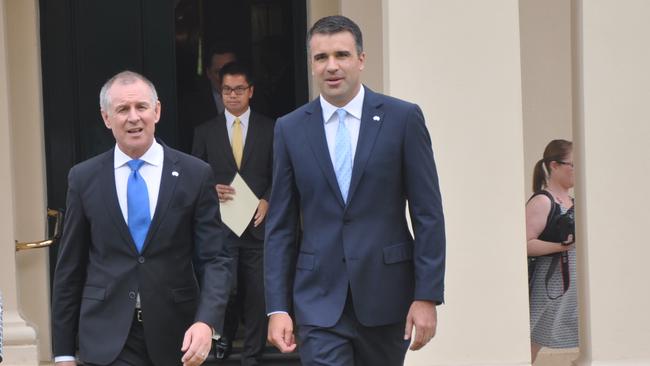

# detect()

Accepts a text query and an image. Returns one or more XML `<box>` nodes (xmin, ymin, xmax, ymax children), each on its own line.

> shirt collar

<box><xmin>114</xmin><ymin>140</ymin><xmax>164</xmax><ymax>169</ymax></box>
<box><xmin>225</xmin><ymin>107</ymin><xmax>251</xmax><ymax>128</ymax></box>
<box><xmin>320</xmin><ymin>85</ymin><xmax>365</xmax><ymax>124</ymax></box>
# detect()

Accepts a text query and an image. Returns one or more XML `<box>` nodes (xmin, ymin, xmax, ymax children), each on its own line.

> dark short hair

<box><xmin>307</xmin><ymin>15</ymin><xmax>363</xmax><ymax>55</ymax></box>
<box><xmin>204</xmin><ymin>44</ymin><xmax>237</xmax><ymax>70</ymax></box>
<box><xmin>218</xmin><ymin>62</ymin><xmax>254</xmax><ymax>86</ymax></box>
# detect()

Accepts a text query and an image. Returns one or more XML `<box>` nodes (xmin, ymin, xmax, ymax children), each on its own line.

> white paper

<box><xmin>219</xmin><ymin>173</ymin><xmax>259</xmax><ymax>237</ymax></box>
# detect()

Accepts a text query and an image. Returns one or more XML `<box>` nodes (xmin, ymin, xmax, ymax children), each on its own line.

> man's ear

<box><xmin>101</xmin><ymin>110</ymin><xmax>111</xmax><ymax>129</ymax></box>
<box><xmin>154</xmin><ymin>101</ymin><xmax>162</xmax><ymax>123</ymax></box>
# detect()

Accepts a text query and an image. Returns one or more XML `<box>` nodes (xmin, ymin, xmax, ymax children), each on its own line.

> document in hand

<box><xmin>219</xmin><ymin>173</ymin><xmax>259</xmax><ymax>237</ymax></box>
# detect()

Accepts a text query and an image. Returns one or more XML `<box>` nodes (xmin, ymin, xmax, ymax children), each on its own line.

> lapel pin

<box><xmin>373</xmin><ymin>115</ymin><xmax>381</xmax><ymax>122</ymax></box>
<box><xmin>172</xmin><ymin>171</ymin><xmax>179</xmax><ymax>177</ymax></box>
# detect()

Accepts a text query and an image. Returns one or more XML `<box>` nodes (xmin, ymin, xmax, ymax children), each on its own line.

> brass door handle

<box><xmin>15</xmin><ymin>208</ymin><xmax>63</xmax><ymax>251</ymax></box>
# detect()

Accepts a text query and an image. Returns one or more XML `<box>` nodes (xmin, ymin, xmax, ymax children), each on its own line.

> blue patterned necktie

<box><xmin>127</xmin><ymin>159</ymin><xmax>151</xmax><ymax>253</ymax></box>
<box><xmin>334</xmin><ymin>108</ymin><xmax>353</xmax><ymax>202</ymax></box>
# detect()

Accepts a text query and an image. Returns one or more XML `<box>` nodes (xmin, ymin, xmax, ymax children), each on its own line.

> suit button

<box><xmin>128</xmin><ymin>291</ymin><xmax>136</xmax><ymax>299</ymax></box>
<box><xmin>138</xmin><ymin>256</ymin><xmax>145</xmax><ymax>264</ymax></box>
<box><xmin>342</xmin><ymin>258</ymin><xmax>346</xmax><ymax>263</ymax></box>
<box><xmin>343</xmin><ymin>218</ymin><xmax>351</xmax><ymax>225</ymax></box>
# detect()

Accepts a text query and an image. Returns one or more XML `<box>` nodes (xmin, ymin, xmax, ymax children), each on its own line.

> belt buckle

<box><xmin>136</xmin><ymin>308</ymin><xmax>143</xmax><ymax>323</ymax></box>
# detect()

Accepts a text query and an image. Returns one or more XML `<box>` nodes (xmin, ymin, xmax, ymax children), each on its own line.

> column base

<box><xmin>2</xmin><ymin>310</ymin><xmax>38</xmax><ymax>366</ymax></box>
<box><xmin>573</xmin><ymin>359</ymin><xmax>650</xmax><ymax>366</ymax></box>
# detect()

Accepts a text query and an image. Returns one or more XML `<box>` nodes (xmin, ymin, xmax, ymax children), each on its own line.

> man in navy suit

<box><xmin>264</xmin><ymin>15</ymin><xmax>446</xmax><ymax>365</ymax></box>
<box><xmin>52</xmin><ymin>71</ymin><xmax>231</xmax><ymax>366</ymax></box>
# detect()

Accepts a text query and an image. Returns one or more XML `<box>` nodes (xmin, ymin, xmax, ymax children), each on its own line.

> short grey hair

<box><xmin>99</xmin><ymin>71</ymin><xmax>158</xmax><ymax>112</ymax></box>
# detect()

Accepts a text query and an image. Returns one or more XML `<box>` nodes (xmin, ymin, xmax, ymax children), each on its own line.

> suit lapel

<box><xmin>214</xmin><ymin>114</ymin><xmax>238</xmax><ymax>170</ymax></box>
<box><xmin>347</xmin><ymin>88</ymin><xmax>384</xmax><ymax>206</ymax></box>
<box><xmin>100</xmin><ymin>149</ymin><xmax>139</xmax><ymax>255</ymax></box>
<box><xmin>304</xmin><ymin>100</ymin><xmax>346</xmax><ymax>207</ymax></box>
<box><xmin>141</xmin><ymin>145</ymin><xmax>180</xmax><ymax>253</ymax></box>
<box><xmin>240</xmin><ymin>112</ymin><xmax>258</xmax><ymax>169</ymax></box>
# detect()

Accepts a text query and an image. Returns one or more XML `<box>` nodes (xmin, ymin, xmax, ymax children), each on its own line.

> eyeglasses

<box><xmin>221</xmin><ymin>86</ymin><xmax>250</xmax><ymax>96</ymax></box>
<box><xmin>556</xmin><ymin>161</ymin><xmax>574</xmax><ymax>168</ymax></box>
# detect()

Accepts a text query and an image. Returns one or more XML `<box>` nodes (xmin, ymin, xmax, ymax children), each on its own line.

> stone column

<box><xmin>384</xmin><ymin>1</ymin><xmax>531</xmax><ymax>365</ymax></box>
<box><xmin>573</xmin><ymin>0</ymin><xmax>650</xmax><ymax>365</ymax></box>
<box><xmin>0</xmin><ymin>1</ymin><xmax>39</xmax><ymax>364</ymax></box>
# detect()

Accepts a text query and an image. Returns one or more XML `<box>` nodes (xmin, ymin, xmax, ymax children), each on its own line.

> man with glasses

<box><xmin>192</xmin><ymin>62</ymin><xmax>275</xmax><ymax>366</ymax></box>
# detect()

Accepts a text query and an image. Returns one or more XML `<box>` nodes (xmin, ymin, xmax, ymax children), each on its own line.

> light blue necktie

<box><xmin>127</xmin><ymin>159</ymin><xmax>150</xmax><ymax>253</ymax></box>
<box><xmin>334</xmin><ymin>108</ymin><xmax>353</xmax><ymax>202</ymax></box>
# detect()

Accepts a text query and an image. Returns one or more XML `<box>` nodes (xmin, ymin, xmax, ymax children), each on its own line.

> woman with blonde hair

<box><xmin>526</xmin><ymin>139</ymin><xmax>578</xmax><ymax>362</ymax></box>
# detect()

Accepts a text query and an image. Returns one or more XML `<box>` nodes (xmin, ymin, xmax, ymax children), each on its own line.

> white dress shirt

<box><xmin>225</xmin><ymin>107</ymin><xmax>251</xmax><ymax>147</ymax></box>
<box><xmin>54</xmin><ymin>142</ymin><xmax>163</xmax><ymax>363</ymax></box>
<box><xmin>321</xmin><ymin>85</ymin><xmax>364</xmax><ymax>167</ymax></box>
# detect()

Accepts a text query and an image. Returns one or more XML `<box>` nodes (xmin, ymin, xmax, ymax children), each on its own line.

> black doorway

<box><xmin>175</xmin><ymin>0</ymin><xmax>308</xmax><ymax>153</ymax></box>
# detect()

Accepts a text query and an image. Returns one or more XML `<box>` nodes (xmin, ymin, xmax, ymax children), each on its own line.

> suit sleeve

<box><xmin>51</xmin><ymin>166</ymin><xmax>91</xmax><ymax>356</ymax></box>
<box><xmin>264</xmin><ymin>118</ymin><xmax>299</xmax><ymax>313</ymax></box>
<box><xmin>192</xmin><ymin>164</ymin><xmax>232</xmax><ymax>333</ymax></box>
<box><xmin>403</xmin><ymin>104</ymin><xmax>446</xmax><ymax>304</ymax></box>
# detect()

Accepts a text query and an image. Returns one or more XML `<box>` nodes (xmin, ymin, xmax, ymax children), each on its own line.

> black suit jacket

<box><xmin>52</xmin><ymin>143</ymin><xmax>231</xmax><ymax>366</ymax></box>
<box><xmin>192</xmin><ymin>111</ymin><xmax>275</xmax><ymax>241</ymax></box>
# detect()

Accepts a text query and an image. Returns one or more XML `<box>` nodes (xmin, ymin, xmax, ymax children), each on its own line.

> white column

<box><xmin>384</xmin><ymin>1</ymin><xmax>531</xmax><ymax>365</ymax></box>
<box><xmin>0</xmin><ymin>1</ymin><xmax>39</xmax><ymax>364</ymax></box>
<box><xmin>573</xmin><ymin>0</ymin><xmax>650</xmax><ymax>365</ymax></box>
<box><xmin>340</xmin><ymin>0</ymin><xmax>384</xmax><ymax>93</ymax></box>
<box><xmin>519</xmin><ymin>0</ymin><xmax>574</xmax><ymax>198</ymax></box>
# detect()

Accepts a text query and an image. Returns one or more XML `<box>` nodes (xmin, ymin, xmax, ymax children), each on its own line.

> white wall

<box><xmin>383</xmin><ymin>1</ymin><xmax>531</xmax><ymax>365</ymax></box>
<box><xmin>574</xmin><ymin>0</ymin><xmax>650</xmax><ymax>364</ymax></box>
<box><xmin>519</xmin><ymin>0</ymin><xmax>573</xmax><ymax>198</ymax></box>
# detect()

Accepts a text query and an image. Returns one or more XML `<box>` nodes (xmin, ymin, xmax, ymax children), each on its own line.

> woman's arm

<box><xmin>526</xmin><ymin>194</ymin><xmax>574</xmax><ymax>256</ymax></box>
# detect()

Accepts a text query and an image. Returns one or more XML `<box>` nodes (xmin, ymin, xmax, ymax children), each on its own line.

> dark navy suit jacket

<box><xmin>264</xmin><ymin>87</ymin><xmax>446</xmax><ymax>328</ymax></box>
<box><xmin>52</xmin><ymin>144</ymin><xmax>232</xmax><ymax>366</ymax></box>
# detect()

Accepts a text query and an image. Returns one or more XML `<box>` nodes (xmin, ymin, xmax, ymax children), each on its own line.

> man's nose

<box><xmin>127</xmin><ymin>107</ymin><xmax>139</xmax><ymax>122</ymax></box>
<box><xmin>325</xmin><ymin>56</ymin><xmax>338</xmax><ymax>72</ymax></box>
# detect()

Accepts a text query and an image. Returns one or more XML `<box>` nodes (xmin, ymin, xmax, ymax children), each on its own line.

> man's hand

<box><xmin>254</xmin><ymin>199</ymin><xmax>269</xmax><ymax>227</ymax></box>
<box><xmin>181</xmin><ymin>322</ymin><xmax>213</xmax><ymax>366</ymax></box>
<box><xmin>267</xmin><ymin>313</ymin><xmax>297</xmax><ymax>353</ymax></box>
<box><xmin>404</xmin><ymin>300</ymin><xmax>437</xmax><ymax>351</ymax></box>
<box><xmin>55</xmin><ymin>362</ymin><xmax>76</xmax><ymax>366</ymax></box>
<box><xmin>216</xmin><ymin>184</ymin><xmax>235</xmax><ymax>202</ymax></box>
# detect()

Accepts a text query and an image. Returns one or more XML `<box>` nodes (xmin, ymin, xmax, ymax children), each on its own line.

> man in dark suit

<box><xmin>52</xmin><ymin>71</ymin><xmax>231</xmax><ymax>366</ymax></box>
<box><xmin>192</xmin><ymin>62</ymin><xmax>274</xmax><ymax>366</ymax></box>
<box><xmin>265</xmin><ymin>16</ymin><xmax>446</xmax><ymax>365</ymax></box>
<box><xmin>179</xmin><ymin>47</ymin><xmax>237</xmax><ymax>152</ymax></box>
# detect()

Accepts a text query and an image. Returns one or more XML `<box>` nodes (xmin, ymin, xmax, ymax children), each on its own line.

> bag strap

<box><xmin>527</xmin><ymin>190</ymin><xmax>558</xmax><ymax>228</ymax></box>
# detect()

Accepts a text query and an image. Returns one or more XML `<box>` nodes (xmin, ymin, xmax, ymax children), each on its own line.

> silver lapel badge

<box><xmin>373</xmin><ymin>115</ymin><xmax>381</xmax><ymax>122</ymax></box>
<box><xmin>172</xmin><ymin>171</ymin><xmax>179</xmax><ymax>177</ymax></box>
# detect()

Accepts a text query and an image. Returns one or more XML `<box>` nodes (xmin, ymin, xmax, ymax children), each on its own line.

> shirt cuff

<box><xmin>54</xmin><ymin>355</ymin><xmax>76</xmax><ymax>362</ymax></box>
<box><xmin>267</xmin><ymin>310</ymin><xmax>289</xmax><ymax>317</ymax></box>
